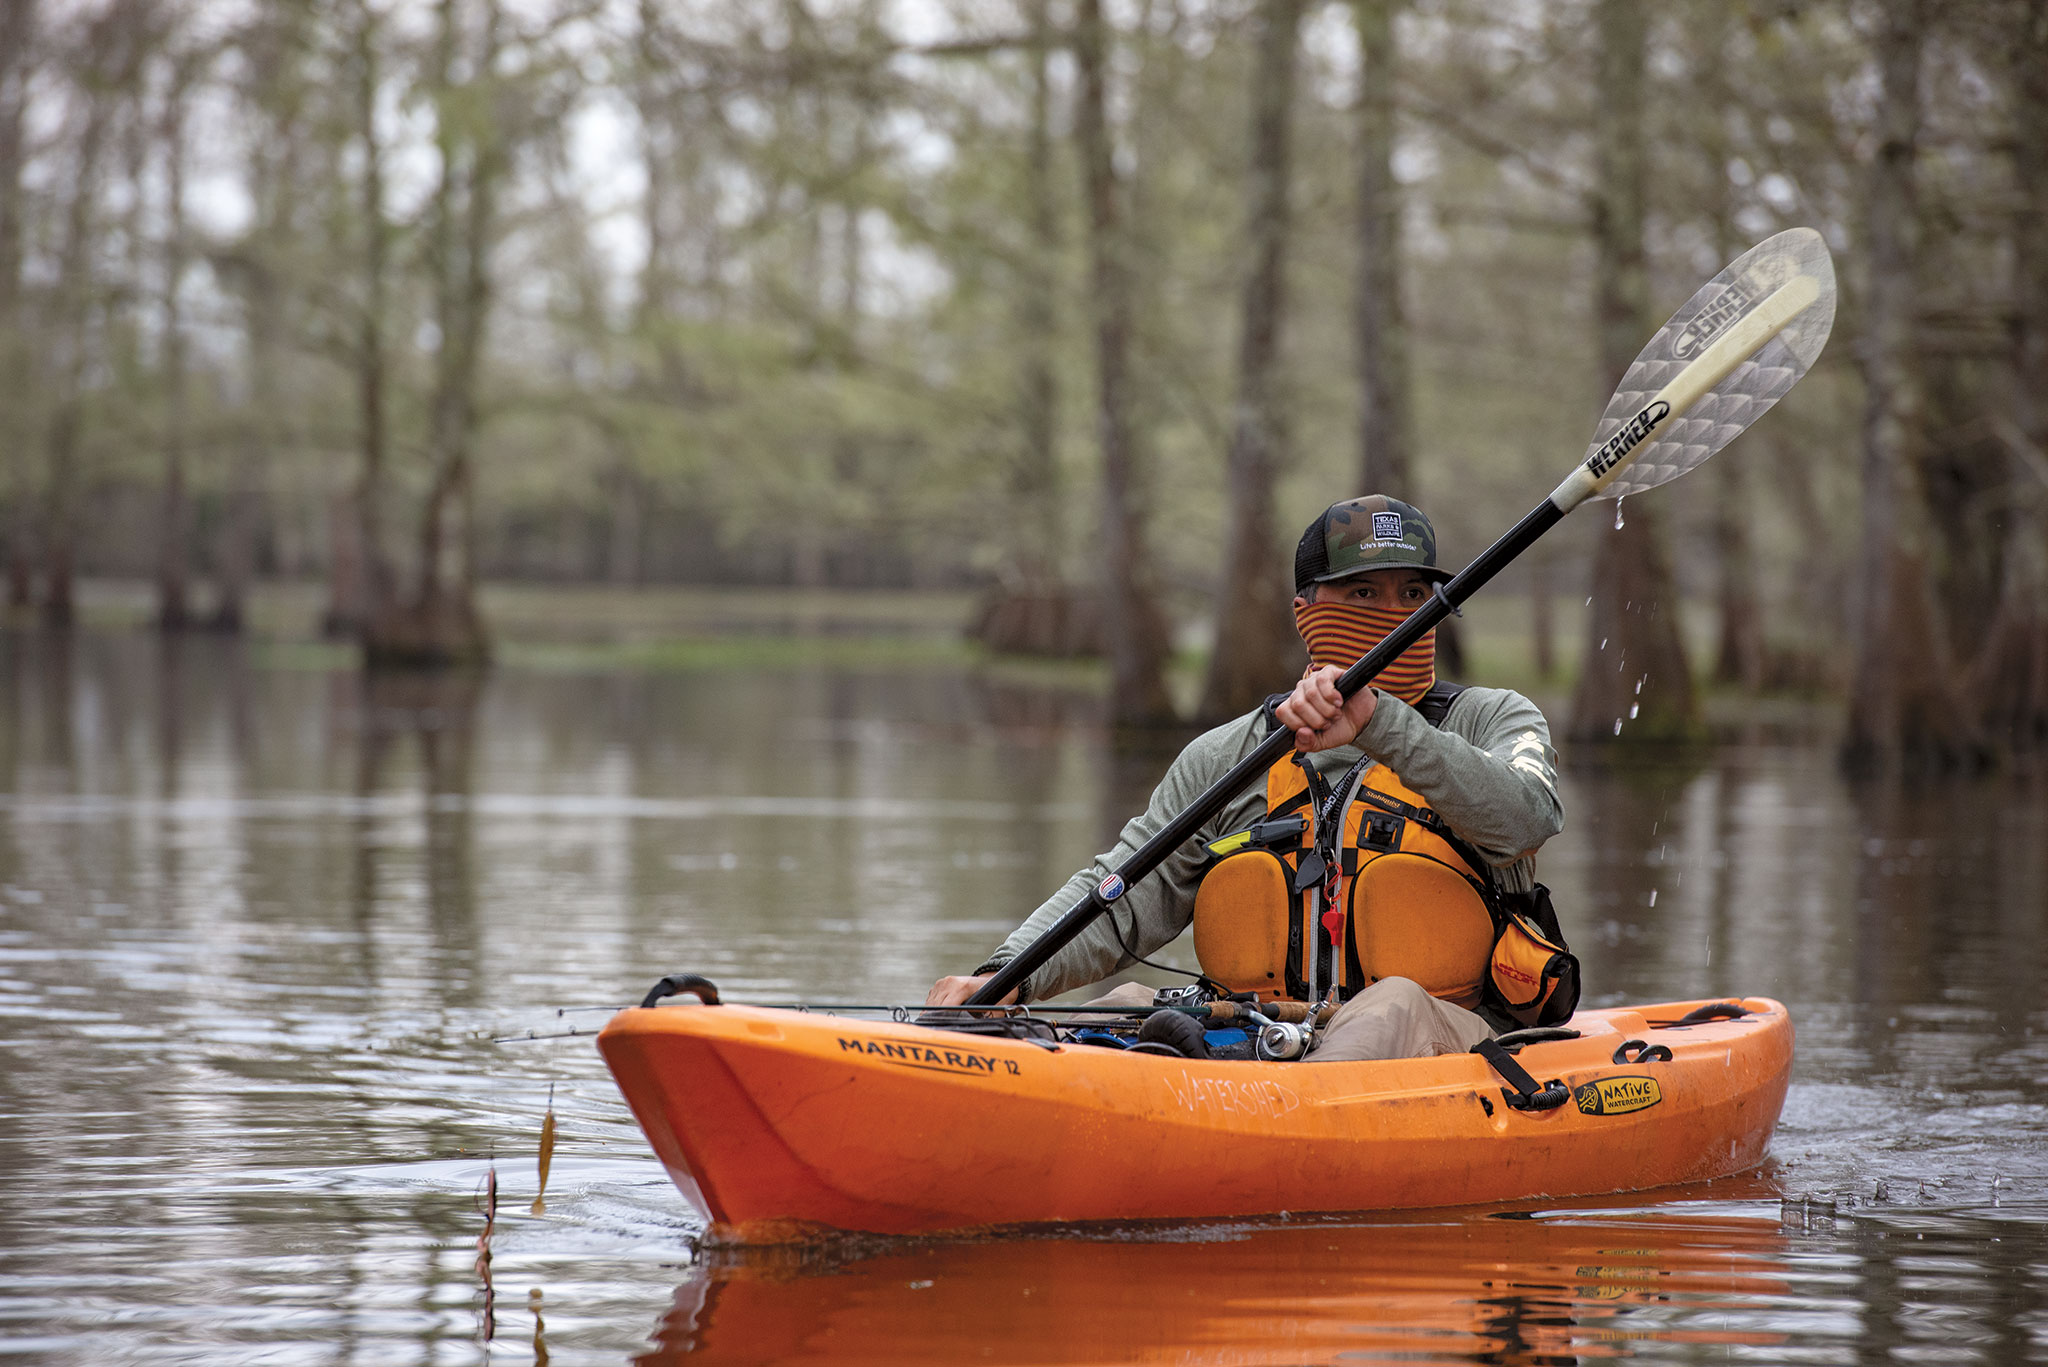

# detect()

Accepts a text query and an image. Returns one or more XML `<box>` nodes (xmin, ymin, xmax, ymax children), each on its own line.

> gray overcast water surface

<box><xmin>2</xmin><ymin>631</ymin><xmax>2045</xmax><ymax>1364</ymax></box>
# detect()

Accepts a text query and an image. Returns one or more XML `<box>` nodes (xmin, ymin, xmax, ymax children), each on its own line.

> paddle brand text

<box><xmin>1585</xmin><ymin>401</ymin><xmax>1671</xmax><ymax>480</ymax></box>
<box><xmin>1571</xmin><ymin>1075</ymin><xmax>1662</xmax><ymax>1116</ymax></box>
<box><xmin>1672</xmin><ymin>279</ymin><xmax>1757</xmax><ymax>360</ymax></box>
<box><xmin>839</xmin><ymin>1036</ymin><xmax>1021</xmax><ymax>1078</ymax></box>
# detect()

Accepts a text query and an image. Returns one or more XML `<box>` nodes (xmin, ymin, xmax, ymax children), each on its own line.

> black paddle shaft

<box><xmin>967</xmin><ymin>497</ymin><xmax>1567</xmax><ymax>1007</ymax></box>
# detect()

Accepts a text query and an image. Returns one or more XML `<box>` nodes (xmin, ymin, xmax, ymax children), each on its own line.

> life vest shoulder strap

<box><xmin>1416</xmin><ymin>680</ymin><xmax>1467</xmax><ymax>728</ymax></box>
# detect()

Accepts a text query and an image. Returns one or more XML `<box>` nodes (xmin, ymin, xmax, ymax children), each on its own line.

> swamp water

<box><xmin>1</xmin><ymin>630</ymin><xmax>2045</xmax><ymax>1365</ymax></box>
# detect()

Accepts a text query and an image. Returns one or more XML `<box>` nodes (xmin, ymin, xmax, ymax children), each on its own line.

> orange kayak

<box><xmin>598</xmin><ymin>995</ymin><xmax>1793</xmax><ymax>1244</ymax></box>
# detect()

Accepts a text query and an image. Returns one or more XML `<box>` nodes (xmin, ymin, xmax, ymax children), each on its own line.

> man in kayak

<box><xmin>927</xmin><ymin>495</ymin><xmax>1565</xmax><ymax>1062</ymax></box>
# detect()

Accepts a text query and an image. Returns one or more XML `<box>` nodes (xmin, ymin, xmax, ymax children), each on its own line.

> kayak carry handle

<box><xmin>641</xmin><ymin>974</ymin><xmax>722</xmax><ymax>1009</ymax></box>
<box><xmin>1672</xmin><ymin>1001</ymin><xmax>1750</xmax><ymax>1026</ymax></box>
<box><xmin>1490</xmin><ymin>1026</ymin><xmax>1581</xmax><ymax>1053</ymax></box>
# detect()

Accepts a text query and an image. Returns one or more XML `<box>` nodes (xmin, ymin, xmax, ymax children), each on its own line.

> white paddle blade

<box><xmin>1553</xmin><ymin>227</ymin><xmax>1837</xmax><ymax>510</ymax></box>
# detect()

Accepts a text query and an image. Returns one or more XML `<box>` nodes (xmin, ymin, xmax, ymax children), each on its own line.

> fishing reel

<box><xmin>1231</xmin><ymin>1003</ymin><xmax>1314</xmax><ymax>1061</ymax></box>
<box><xmin>1255</xmin><ymin>1020</ymin><xmax>1314</xmax><ymax>1062</ymax></box>
<box><xmin>1150</xmin><ymin>983</ymin><xmax>1216</xmax><ymax>1010</ymax></box>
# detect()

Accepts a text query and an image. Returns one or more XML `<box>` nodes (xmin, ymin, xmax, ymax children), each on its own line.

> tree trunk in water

<box><xmin>1702</xmin><ymin>13</ymin><xmax>1763</xmax><ymax>691</ymax></box>
<box><xmin>1075</xmin><ymin>0</ymin><xmax>1175</xmax><ymax>727</ymax></box>
<box><xmin>1967</xmin><ymin>0</ymin><xmax>2048</xmax><ymax>751</ymax></box>
<box><xmin>1015</xmin><ymin>0</ymin><xmax>1061</xmax><ymax>587</ymax></box>
<box><xmin>1567</xmin><ymin>0</ymin><xmax>1699</xmax><ymax>747</ymax></box>
<box><xmin>972</xmin><ymin>1</ymin><xmax>1078</xmax><ymax>657</ymax></box>
<box><xmin>42</xmin><ymin>403</ymin><xmax>77</xmax><ymax>629</ymax></box>
<box><xmin>40</xmin><ymin>18</ymin><xmax>115</xmax><ymax>633</ymax></box>
<box><xmin>1843</xmin><ymin>0</ymin><xmax>1975</xmax><ymax>771</ymax></box>
<box><xmin>155</xmin><ymin>63</ymin><xmax>193</xmax><ymax>633</ymax></box>
<box><xmin>0</xmin><ymin>0</ymin><xmax>32</xmax><ymax>613</ymax></box>
<box><xmin>215</xmin><ymin>251</ymin><xmax>275</xmax><ymax>634</ymax></box>
<box><xmin>607</xmin><ymin>449</ymin><xmax>642</xmax><ymax>585</ymax></box>
<box><xmin>1349</xmin><ymin>0</ymin><xmax>1466</xmax><ymax>675</ymax></box>
<box><xmin>1352</xmin><ymin>0</ymin><xmax>1409</xmax><ymax>499</ymax></box>
<box><xmin>1200</xmin><ymin>0</ymin><xmax>1303</xmax><ymax>722</ymax></box>
<box><xmin>1712</xmin><ymin>436</ymin><xmax>1766</xmax><ymax>690</ymax></box>
<box><xmin>330</xmin><ymin>0</ymin><xmax>391</xmax><ymax>641</ymax></box>
<box><xmin>366</xmin><ymin>0</ymin><xmax>494</xmax><ymax>669</ymax></box>
<box><xmin>217</xmin><ymin>3</ymin><xmax>311</xmax><ymax>636</ymax></box>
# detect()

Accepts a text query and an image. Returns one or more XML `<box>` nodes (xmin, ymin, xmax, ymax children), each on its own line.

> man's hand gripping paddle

<box><xmin>967</xmin><ymin>227</ymin><xmax>1838</xmax><ymax>1009</ymax></box>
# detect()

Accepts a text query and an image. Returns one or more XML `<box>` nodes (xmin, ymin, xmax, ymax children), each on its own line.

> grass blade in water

<box><xmin>532</xmin><ymin>1085</ymin><xmax>556</xmax><ymax>1216</ymax></box>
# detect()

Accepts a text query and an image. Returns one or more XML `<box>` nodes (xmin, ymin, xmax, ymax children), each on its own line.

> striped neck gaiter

<box><xmin>1292</xmin><ymin>600</ymin><xmax>1436</xmax><ymax>706</ymax></box>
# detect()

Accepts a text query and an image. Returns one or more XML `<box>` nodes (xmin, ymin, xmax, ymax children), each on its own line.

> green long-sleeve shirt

<box><xmin>976</xmin><ymin>686</ymin><xmax>1563</xmax><ymax>1003</ymax></box>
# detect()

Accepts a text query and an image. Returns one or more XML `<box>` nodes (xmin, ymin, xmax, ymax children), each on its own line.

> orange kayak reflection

<box><xmin>635</xmin><ymin>1198</ymin><xmax>1794</xmax><ymax>1366</ymax></box>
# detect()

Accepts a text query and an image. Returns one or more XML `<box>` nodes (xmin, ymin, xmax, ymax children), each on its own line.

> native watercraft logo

<box><xmin>839</xmin><ymin>1035</ymin><xmax>1021</xmax><ymax>1078</ymax></box>
<box><xmin>1572</xmin><ymin>1075</ymin><xmax>1662</xmax><ymax>1115</ymax></box>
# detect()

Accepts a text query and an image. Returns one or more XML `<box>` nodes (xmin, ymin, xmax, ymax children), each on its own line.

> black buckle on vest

<box><xmin>1360</xmin><ymin>811</ymin><xmax>1403</xmax><ymax>852</ymax></box>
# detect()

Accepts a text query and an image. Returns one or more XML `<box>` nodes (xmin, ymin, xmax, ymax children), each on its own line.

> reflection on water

<box><xmin>644</xmin><ymin>1197</ymin><xmax>1806</xmax><ymax>1367</ymax></box>
<box><xmin>1</xmin><ymin>629</ymin><xmax>2046</xmax><ymax>1364</ymax></box>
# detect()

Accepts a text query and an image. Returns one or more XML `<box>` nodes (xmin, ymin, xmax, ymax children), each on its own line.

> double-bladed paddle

<box><xmin>968</xmin><ymin>227</ymin><xmax>1837</xmax><ymax>1008</ymax></box>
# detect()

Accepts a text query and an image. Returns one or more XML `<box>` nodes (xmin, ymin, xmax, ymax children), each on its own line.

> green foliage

<box><xmin>0</xmin><ymin>0</ymin><xmax>2035</xmax><ymax>705</ymax></box>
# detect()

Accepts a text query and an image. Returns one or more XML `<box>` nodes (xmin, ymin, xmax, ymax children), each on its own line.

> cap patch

<box><xmin>1370</xmin><ymin>511</ymin><xmax>1405</xmax><ymax>543</ymax></box>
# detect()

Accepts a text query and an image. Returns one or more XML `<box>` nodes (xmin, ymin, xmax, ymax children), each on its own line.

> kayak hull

<box><xmin>597</xmin><ymin>997</ymin><xmax>1793</xmax><ymax>1244</ymax></box>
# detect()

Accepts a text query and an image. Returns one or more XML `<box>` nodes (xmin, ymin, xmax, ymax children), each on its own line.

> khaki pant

<box><xmin>1084</xmin><ymin>976</ymin><xmax>1491</xmax><ymax>1063</ymax></box>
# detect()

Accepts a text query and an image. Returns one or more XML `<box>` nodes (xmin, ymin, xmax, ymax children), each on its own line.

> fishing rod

<box><xmin>967</xmin><ymin>227</ymin><xmax>1837</xmax><ymax>1010</ymax></box>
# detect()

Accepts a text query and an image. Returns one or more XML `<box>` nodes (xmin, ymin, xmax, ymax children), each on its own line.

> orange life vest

<box><xmin>1190</xmin><ymin>693</ymin><xmax>1579</xmax><ymax>1026</ymax></box>
<box><xmin>1192</xmin><ymin>749</ymin><xmax>1497</xmax><ymax>1008</ymax></box>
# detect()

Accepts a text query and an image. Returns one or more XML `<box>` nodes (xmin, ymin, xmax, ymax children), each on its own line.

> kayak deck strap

<box><xmin>1471</xmin><ymin>1036</ymin><xmax>1570</xmax><ymax>1111</ymax></box>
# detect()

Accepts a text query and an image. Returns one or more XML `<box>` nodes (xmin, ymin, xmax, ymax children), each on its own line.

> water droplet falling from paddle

<box><xmin>532</xmin><ymin>1083</ymin><xmax>556</xmax><ymax>1216</ymax></box>
<box><xmin>1614</xmin><ymin>498</ymin><xmax>1626</xmax><ymax>530</ymax></box>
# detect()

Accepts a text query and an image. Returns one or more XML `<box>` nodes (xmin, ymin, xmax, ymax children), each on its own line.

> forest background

<box><xmin>1</xmin><ymin>0</ymin><xmax>2043</xmax><ymax>769</ymax></box>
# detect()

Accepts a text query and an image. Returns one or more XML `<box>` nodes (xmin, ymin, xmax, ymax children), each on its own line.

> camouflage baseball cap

<box><xmin>1292</xmin><ymin>495</ymin><xmax>1452</xmax><ymax>594</ymax></box>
